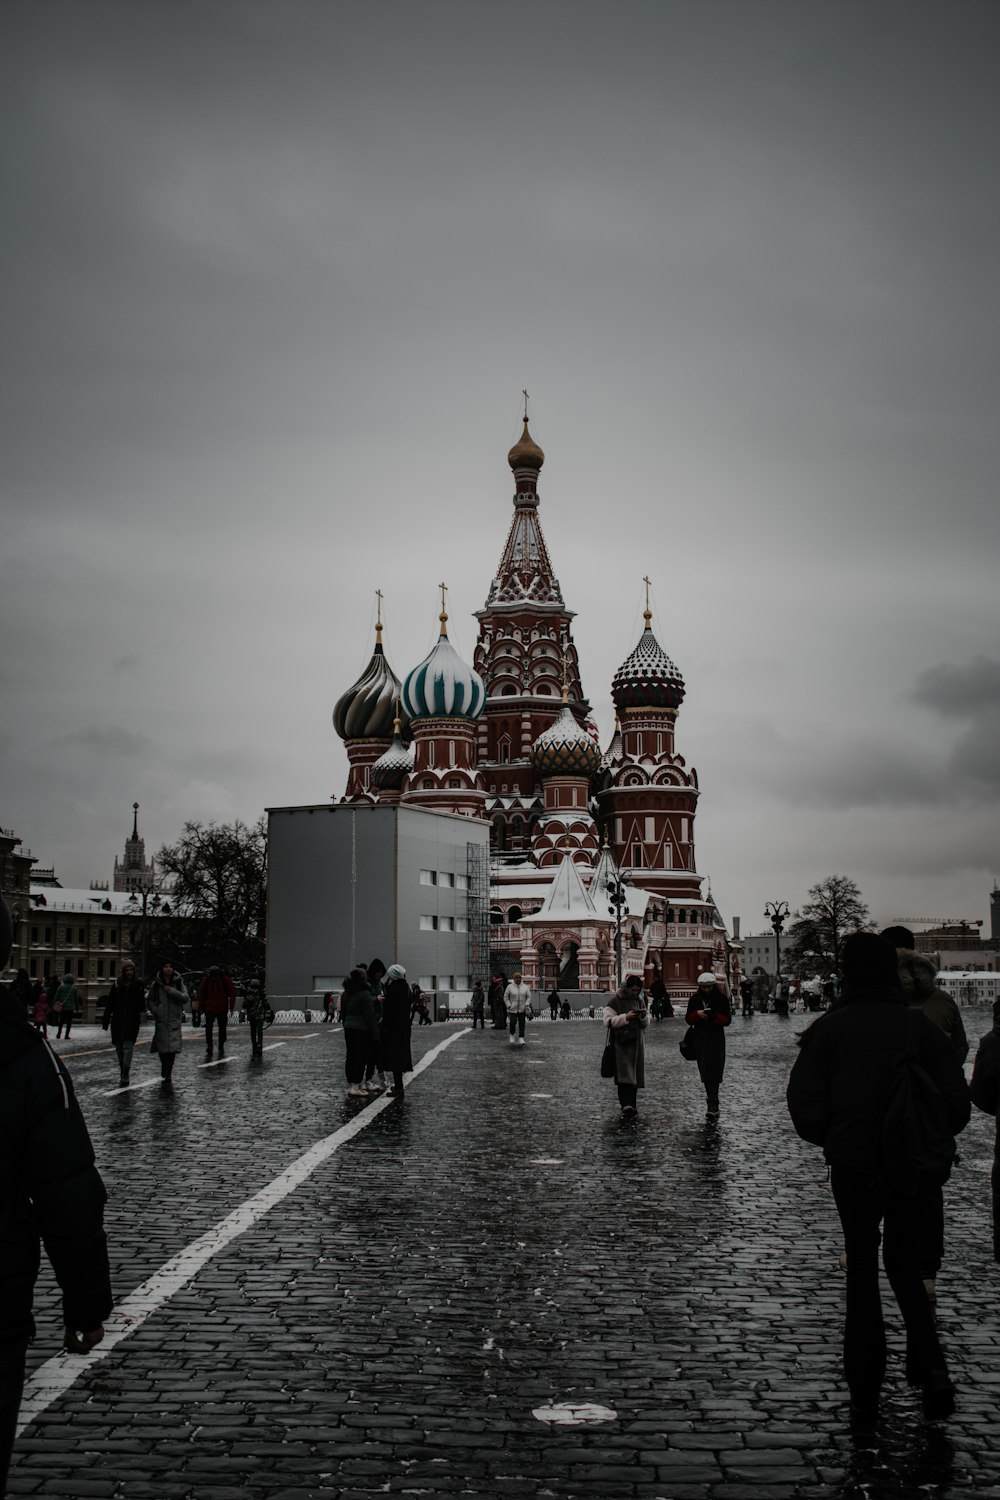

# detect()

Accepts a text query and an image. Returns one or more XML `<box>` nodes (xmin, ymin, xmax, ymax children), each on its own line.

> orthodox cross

<box><xmin>643</xmin><ymin>575</ymin><xmax>652</xmax><ymax>624</ymax></box>
<box><xmin>438</xmin><ymin>581</ymin><xmax>448</xmax><ymax>633</ymax></box>
<box><xmin>375</xmin><ymin>587</ymin><xmax>384</xmax><ymax>642</ymax></box>
<box><xmin>561</xmin><ymin>649</ymin><xmax>571</xmax><ymax>700</ymax></box>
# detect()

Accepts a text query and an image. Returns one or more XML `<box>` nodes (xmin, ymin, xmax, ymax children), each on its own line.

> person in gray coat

<box><xmin>603</xmin><ymin>975</ymin><xmax>649</xmax><ymax>1117</ymax></box>
<box><xmin>145</xmin><ymin>962</ymin><xmax>188</xmax><ymax>1091</ymax></box>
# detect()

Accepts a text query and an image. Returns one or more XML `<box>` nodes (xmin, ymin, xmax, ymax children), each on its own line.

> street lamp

<box><xmin>764</xmin><ymin>900</ymin><xmax>789</xmax><ymax>988</ymax></box>
<box><xmin>127</xmin><ymin>886</ymin><xmax>162</xmax><ymax>980</ymax></box>
<box><xmin>606</xmin><ymin>876</ymin><xmax>629</xmax><ymax>989</ymax></box>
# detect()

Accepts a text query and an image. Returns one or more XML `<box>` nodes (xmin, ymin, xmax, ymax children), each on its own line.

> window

<box><xmin>507</xmin><ymin>905</ymin><xmax>522</xmax><ymax>924</ymax></box>
<box><xmin>420</xmin><ymin>915</ymin><xmax>438</xmax><ymax>931</ymax></box>
<box><xmin>681</xmin><ymin>817</ymin><xmax>689</xmax><ymax>842</ymax></box>
<box><xmin>65</xmin><ymin>927</ymin><xmax>73</xmax><ymax>944</ymax></box>
<box><xmin>439</xmin><ymin>916</ymin><xmax>454</xmax><ymax>932</ymax></box>
<box><xmin>97</xmin><ymin>960</ymin><xmax>105</xmax><ymax>978</ymax></box>
<box><xmin>98</xmin><ymin>928</ymin><xmax>105</xmax><ymax>944</ymax></box>
<box><xmin>78</xmin><ymin>928</ymin><xmax>85</xmax><ymax>944</ymax></box>
<box><xmin>419</xmin><ymin>976</ymin><xmax>435</xmax><ymax>991</ymax></box>
<box><xmin>422</xmin><ymin>779</ymin><xmax>434</xmax><ymax>789</ymax></box>
<box><xmin>110</xmin><ymin>961</ymin><xmax>117</xmax><ymax>978</ymax></box>
<box><xmin>31</xmin><ymin>926</ymin><xmax>38</xmax><ymax>943</ymax></box>
<box><xmin>455</xmin><ymin>874</ymin><xmax>468</xmax><ymax>891</ymax></box>
<box><xmin>29</xmin><ymin>958</ymin><xmax>38</xmax><ymax>977</ymax></box>
<box><xmin>110</xmin><ymin>929</ymin><xmax>117</xmax><ymax>944</ymax></box>
<box><xmin>454</xmin><ymin>974</ymin><xmax>470</xmax><ymax>990</ymax></box>
<box><xmin>645</xmin><ymin>817</ymin><xmax>655</xmax><ymax>841</ymax></box>
<box><xmin>420</xmin><ymin>870</ymin><xmax>437</xmax><ymax>885</ymax></box>
<box><xmin>439</xmin><ymin>873</ymin><xmax>455</xmax><ymax>888</ymax></box>
<box><xmin>447</xmin><ymin>778</ymin><xmax>461</xmax><ymax>788</ymax></box>
<box><xmin>631</xmin><ymin>844</ymin><xmax>644</xmax><ymax>867</ymax></box>
<box><xmin>455</xmin><ymin>917</ymin><xmax>469</xmax><ymax>933</ymax></box>
<box><xmin>77</xmin><ymin>959</ymin><xmax>85</xmax><ymax>977</ymax></box>
<box><xmin>45</xmin><ymin>927</ymin><xmax>52</xmax><ymax>943</ymax></box>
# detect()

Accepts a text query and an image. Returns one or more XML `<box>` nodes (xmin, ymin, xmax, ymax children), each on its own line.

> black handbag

<box><xmin>600</xmin><ymin>1026</ymin><xmax>615</xmax><ymax>1078</ymax></box>
<box><xmin>679</xmin><ymin>1025</ymin><xmax>698</xmax><ymax>1061</ymax></box>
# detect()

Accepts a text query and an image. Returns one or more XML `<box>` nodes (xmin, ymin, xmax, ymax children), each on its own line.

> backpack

<box><xmin>875</xmin><ymin>1010</ymin><xmax>956</xmax><ymax>1197</ymax></box>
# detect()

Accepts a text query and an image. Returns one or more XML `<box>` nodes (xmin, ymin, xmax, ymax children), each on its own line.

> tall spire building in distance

<box><xmin>113</xmin><ymin>803</ymin><xmax>158</xmax><ymax>893</ymax></box>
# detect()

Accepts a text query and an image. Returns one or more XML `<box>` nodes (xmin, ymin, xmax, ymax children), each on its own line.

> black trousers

<box><xmin>617</xmin><ymin>1083</ymin><xmax>638</xmax><ymax>1109</ymax></box>
<box><xmin>508</xmin><ymin>1013</ymin><xmax>526</xmax><ymax>1039</ymax></box>
<box><xmin>204</xmin><ymin>1013</ymin><xmax>228</xmax><ymax>1049</ymax></box>
<box><xmin>471</xmin><ymin>1008</ymin><xmax>485</xmax><ymax>1029</ymax></box>
<box><xmin>344</xmin><ymin>1030</ymin><xmax>372</xmax><ymax>1085</ymax></box>
<box><xmin>0</xmin><ymin>1338</ymin><xmax>27</xmax><ymax>1494</ymax></box>
<box><xmin>159</xmin><ymin>1051</ymin><xmax>176</xmax><ymax>1079</ymax></box>
<box><xmin>249</xmin><ymin>1018</ymin><xmax>264</xmax><ymax>1053</ymax></box>
<box><xmin>831</xmin><ymin>1167</ymin><xmax>946</xmax><ymax>1397</ymax></box>
<box><xmin>56</xmin><ymin>1013</ymin><xmax>74</xmax><ymax>1038</ymax></box>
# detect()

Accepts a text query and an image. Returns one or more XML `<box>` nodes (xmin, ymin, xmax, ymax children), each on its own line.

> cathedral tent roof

<box><xmin>521</xmin><ymin>854</ymin><xmax>599</xmax><ymax>924</ymax></box>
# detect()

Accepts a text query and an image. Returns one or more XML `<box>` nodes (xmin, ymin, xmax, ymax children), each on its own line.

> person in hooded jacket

<box><xmin>0</xmin><ymin>897</ymin><xmax>113</xmax><ymax>1492</ymax></box>
<box><xmin>101</xmin><ymin>959</ymin><xmax>146</xmax><ymax>1086</ymax></box>
<box><xmin>53</xmin><ymin>972</ymin><xmax>79</xmax><ymax>1039</ymax></box>
<box><xmin>146</xmin><ymin>962</ymin><xmax>188</xmax><ymax>1090</ymax></box>
<box><xmin>197</xmin><ymin>965</ymin><xmax>237</xmax><ymax>1061</ymax></box>
<box><xmin>787</xmin><ymin>931</ymin><xmax>970</xmax><ymax>1424</ymax></box>
<box><xmin>879</xmin><ymin>925</ymin><xmax>969</xmax><ymax>1306</ymax></box>
<box><xmin>341</xmin><ymin>969</ymin><xmax>380</xmax><ymax>1099</ymax></box>
<box><xmin>381</xmin><ymin>964</ymin><xmax>414</xmax><ymax>1097</ymax></box>
<box><xmin>970</xmin><ymin>998</ymin><xmax>1000</xmax><ymax>1264</ymax></box>
<box><xmin>685</xmin><ymin>973</ymin><xmax>732</xmax><ymax>1120</ymax></box>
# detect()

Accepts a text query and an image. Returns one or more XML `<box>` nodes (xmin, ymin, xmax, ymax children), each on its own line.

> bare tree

<box><xmin>156</xmin><ymin>817</ymin><xmax>267</xmax><ymax>981</ymax></box>
<box><xmin>787</xmin><ymin>874</ymin><xmax>873</xmax><ymax>976</ymax></box>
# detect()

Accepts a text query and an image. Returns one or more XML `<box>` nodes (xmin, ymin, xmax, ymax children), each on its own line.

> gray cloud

<box><xmin>68</xmin><ymin>726</ymin><xmax>156</xmax><ymax>757</ymax></box>
<box><xmin>912</xmin><ymin>656</ymin><xmax>1000</xmax><ymax>718</ymax></box>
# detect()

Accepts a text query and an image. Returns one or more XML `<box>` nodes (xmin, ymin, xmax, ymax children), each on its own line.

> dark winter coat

<box><xmin>685</xmin><ymin>986</ymin><xmax>731</xmax><ymax>1085</ymax></box>
<box><xmin>102</xmin><ymin>976</ymin><xmax>147</xmax><ymax>1045</ymax></box>
<box><xmin>54</xmin><ymin>976</ymin><xmax>79</xmax><ymax>1016</ymax></box>
<box><xmin>381</xmin><ymin>978</ymin><xmax>414</xmax><ymax>1073</ymax></box>
<box><xmin>9</xmin><ymin>971</ymin><xmax>32</xmax><ymax>1014</ymax></box>
<box><xmin>0</xmin><ymin>986</ymin><xmax>113</xmax><ymax>1345</ymax></box>
<box><xmin>970</xmin><ymin>1014</ymin><xmax>1000</xmax><ymax>1260</ymax></box>
<box><xmin>341</xmin><ymin>974</ymin><xmax>379</xmax><ymax>1037</ymax></box>
<box><xmin>787</xmin><ymin>985</ymin><xmax>970</xmax><ymax>1177</ymax></box>
<box><xmin>896</xmin><ymin>948</ymin><xmax>968</xmax><ymax>1062</ymax></box>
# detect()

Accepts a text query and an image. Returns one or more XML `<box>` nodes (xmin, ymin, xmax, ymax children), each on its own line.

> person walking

<box><xmin>381</xmin><ymin>964</ymin><xmax>413</xmax><ymax>1097</ymax></box>
<box><xmin>787</xmin><ymin>931</ymin><xmax>970</xmax><ymax>1424</ymax></box>
<box><xmin>363</xmin><ymin>959</ymin><xmax>388</xmax><ymax>1091</ymax></box>
<box><xmin>31</xmin><ymin>981</ymin><xmax>50</xmax><ymax>1037</ymax></box>
<box><xmin>488</xmin><ymin>973</ymin><xmax>506</xmax><ymax>1029</ymax></box>
<box><xmin>244</xmin><ymin>979</ymin><xmax>270</xmax><ymax>1060</ymax></box>
<box><xmin>548</xmin><ymin>985</ymin><xmax>560</xmax><ymax>1021</ymax></box>
<box><xmin>603</xmin><ymin>974</ymin><xmax>649</xmax><ymax>1117</ymax></box>
<box><xmin>685</xmin><ymin>972</ymin><xmax>732</xmax><ymax>1121</ymax></box>
<box><xmin>470</xmin><ymin>979</ymin><xmax>486</xmax><ymax>1029</ymax></box>
<box><xmin>970</xmin><ymin>998</ymin><xmax>1000</xmax><ymax>1264</ymax></box>
<box><xmin>341</xmin><ymin>968</ymin><xmax>380</xmax><ymax>1099</ymax></box>
<box><xmin>146</xmin><ymin>962</ymin><xmax>188</xmax><ymax>1090</ymax></box>
<box><xmin>197</xmin><ymin>965</ymin><xmax>236</xmax><ymax>1061</ymax></box>
<box><xmin>505</xmin><ymin>971</ymin><xmax>532</xmax><ymax>1047</ymax></box>
<box><xmin>0</xmin><ymin>899</ymin><xmax>114</xmax><ymax>1494</ymax></box>
<box><xmin>53</xmin><ymin>972</ymin><xmax>79</xmax><ymax>1039</ymax></box>
<box><xmin>649</xmin><ymin>973</ymin><xmax>672</xmax><ymax>1019</ymax></box>
<box><xmin>101</xmin><ymin>959</ymin><xmax>146</xmax><ymax>1085</ymax></box>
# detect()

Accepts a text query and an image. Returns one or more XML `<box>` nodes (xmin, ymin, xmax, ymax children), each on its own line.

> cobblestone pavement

<box><xmin>10</xmin><ymin>1010</ymin><xmax>1000</xmax><ymax>1499</ymax></box>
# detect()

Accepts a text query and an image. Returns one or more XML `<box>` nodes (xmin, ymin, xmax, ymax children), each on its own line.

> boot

<box><xmin>218</xmin><ymin>1042</ymin><xmax>225</xmax><ymax>1059</ymax></box>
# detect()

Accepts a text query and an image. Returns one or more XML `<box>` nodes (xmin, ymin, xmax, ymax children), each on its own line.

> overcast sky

<box><xmin>3</xmin><ymin>0</ymin><xmax>998</xmax><ymax>937</ymax></box>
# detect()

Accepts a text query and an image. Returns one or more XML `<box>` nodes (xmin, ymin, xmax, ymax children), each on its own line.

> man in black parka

<box><xmin>0</xmin><ymin>898</ymin><xmax>113</xmax><ymax>1489</ymax></box>
<box><xmin>970</xmin><ymin>998</ymin><xmax>1000</xmax><ymax>1263</ymax></box>
<box><xmin>787</xmin><ymin>931</ymin><xmax>969</xmax><ymax>1424</ymax></box>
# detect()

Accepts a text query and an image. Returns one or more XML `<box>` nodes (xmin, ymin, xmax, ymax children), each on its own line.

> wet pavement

<box><xmin>10</xmin><ymin>1009</ymin><xmax>1000</xmax><ymax>1499</ymax></box>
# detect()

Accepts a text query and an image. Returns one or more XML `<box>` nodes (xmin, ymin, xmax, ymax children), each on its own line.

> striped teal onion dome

<box><xmin>611</xmin><ymin>622</ymin><xmax>685</xmax><ymax>712</ymax></box>
<box><xmin>531</xmin><ymin>703</ymin><xmax>601</xmax><ymax>778</ymax></box>
<box><xmin>402</xmin><ymin>626</ymin><xmax>486</xmax><ymax>721</ymax></box>
<box><xmin>333</xmin><ymin>640</ymin><xmax>407</xmax><ymax>741</ymax></box>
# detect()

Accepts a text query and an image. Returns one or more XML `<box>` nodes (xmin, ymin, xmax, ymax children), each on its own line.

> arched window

<box><xmin>422</xmin><ymin>779</ymin><xmax>434</xmax><ymax>789</ymax></box>
<box><xmin>511</xmin><ymin>816</ymin><xmax>525</xmax><ymax>845</ymax></box>
<box><xmin>507</xmin><ymin>905</ymin><xmax>523</xmax><ymax>924</ymax></box>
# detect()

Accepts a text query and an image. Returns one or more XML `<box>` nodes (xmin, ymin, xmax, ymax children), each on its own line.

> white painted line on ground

<box><xmin>261</xmin><ymin>1041</ymin><xmax>287</xmax><ymax>1052</ymax></box>
<box><xmin>198</xmin><ymin>1055</ymin><xmax>235</xmax><ymax>1069</ymax></box>
<box><xmin>17</xmin><ymin>1027</ymin><xmax>471</xmax><ymax>1436</ymax></box>
<box><xmin>102</xmin><ymin>1078</ymin><xmax>161</xmax><ymax>1098</ymax></box>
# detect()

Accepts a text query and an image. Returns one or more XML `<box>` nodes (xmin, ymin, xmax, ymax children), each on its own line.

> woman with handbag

<box><xmin>604</xmin><ymin>974</ymin><xmax>649</xmax><ymax>1117</ymax></box>
<box><xmin>685</xmin><ymin>972</ymin><xmax>732</xmax><ymax>1121</ymax></box>
<box><xmin>102</xmin><ymin>959</ymin><xmax>146</xmax><ymax>1085</ymax></box>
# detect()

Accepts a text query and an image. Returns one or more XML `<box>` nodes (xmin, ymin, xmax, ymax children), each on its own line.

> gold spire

<box><xmin>643</xmin><ymin>575</ymin><xmax>652</xmax><ymax>628</ymax></box>
<box><xmin>375</xmin><ymin>588</ymin><xmax>384</xmax><ymax>645</ymax></box>
<box><xmin>438</xmin><ymin>581</ymin><xmax>448</xmax><ymax>635</ymax></box>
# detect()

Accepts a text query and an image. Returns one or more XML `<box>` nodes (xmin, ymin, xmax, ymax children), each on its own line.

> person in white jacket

<box><xmin>504</xmin><ymin>971</ymin><xmax>532</xmax><ymax>1047</ymax></box>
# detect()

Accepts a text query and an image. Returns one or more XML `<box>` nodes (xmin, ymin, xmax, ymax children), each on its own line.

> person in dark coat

<box><xmin>548</xmin><ymin>985</ymin><xmax>560</xmax><ymax>1021</ymax></box>
<box><xmin>341</xmin><ymin>970</ymin><xmax>380</xmax><ymax>1099</ymax></box>
<box><xmin>787</xmin><ymin>931</ymin><xmax>970</xmax><ymax>1424</ymax></box>
<box><xmin>364</xmin><ymin>959</ymin><xmax>388</xmax><ymax>1090</ymax></box>
<box><xmin>0</xmin><ymin>897</ymin><xmax>114</xmax><ymax>1493</ymax></box>
<box><xmin>685</xmin><ymin>972</ymin><xmax>732</xmax><ymax>1120</ymax></box>
<box><xmin>197</xmin><ymin>966</ymin><xmax>237</xmax><ymax>1061</ymax></box>
<box><xmin>101</xmin><ymin>959</ymin><xmax>146</xmax><ymax>1085</ymax></box>
<box><xmin>488</xmin><ymin>974</ymin><xmax>506</xmax><ymax>1029</ymax></box>
<box><xmin>146</xmin><ymin>962</ymin><xmax>188</xmax><ymax>1091</ymax></box>
<box><xmin>603</xmin><ymin>975</ymin><xmax>648</xmax><ymax>1117</ymax></box>
<box><xmin>970</xmin><ymin>998</ymin><xmax>1000</xmax><ymax>1264</ymax></box>
<box><xmin>381</xmin><ymin>964</ymin><xmax>414</xmax><ymax>1097</ymax></box>
<box><xmin>471</xmin><ymin>980</ymin><xmax>486</xmax><ymax>1029</ymax></box>
<box><xmin>53</xmin><ymin>972</ymin><xmax>79</xmax><ymax>1039</ymax></box>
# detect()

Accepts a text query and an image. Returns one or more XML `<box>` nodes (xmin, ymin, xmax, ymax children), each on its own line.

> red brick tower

<box><xmin>473</xmin><ymin>416</ymin><xmax>590</xmax><ymax>857</ymax></box>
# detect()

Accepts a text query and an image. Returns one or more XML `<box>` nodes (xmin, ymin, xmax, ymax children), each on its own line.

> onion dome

<box><xmin>402</xmin><ymin>605</ymin><xmax>486</xmax><ymax>720</ymax></box>
<box><xmin>611</xmin><ymin>611</ymin><xmax>685</xmax><ymax>712</ymax></box>
<box><xmin>369</xmin><ymin>711</ymin><xmax>414</xmax><ymax>793</ymax></box>
<box><xmin>507</xmin><ymin>417</ymin><xmax>545</xmax><ymax>476</ymax></box>
<box><xmin>333</xmin><ymin>623</ymin><xmax>406</xmax><ymax>741</ymax></box>
<box><xmin>531</xmin><ymin>689</ymin><xmax>602</xmax><ymax>778</ymax></box>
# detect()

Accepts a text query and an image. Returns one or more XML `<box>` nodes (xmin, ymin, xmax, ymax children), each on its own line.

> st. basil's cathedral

<box><xmin>332</xmin><ymin>415</ymin><xmax>734</xmax><ymax>1000</ymax></box>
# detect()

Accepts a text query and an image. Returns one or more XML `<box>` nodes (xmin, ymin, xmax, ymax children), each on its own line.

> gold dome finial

<box><xmin>507</xmin><ymin>392</ymin><xmax>545</xmax><ymax>473</ymax></box>
<box><xmin>643</xmin><ymin>575</ymin><xmax>652</xmax><ymax>628</ymax></box>
<box><xmin>438</xmin><ymin>581</ymin><xmax>448</xmax><ymax>636</ymax></box>
<box><xmin>375</xmin><ymin>587</ymin><xmax>384</xmax><ymax>645</ymax></box>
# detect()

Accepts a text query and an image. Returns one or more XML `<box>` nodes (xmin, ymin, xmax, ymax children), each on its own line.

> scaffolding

<box><xmin>466</xmin><ymin>841</ymin><xmax>491</xmax><ymax>985</ymax></box>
